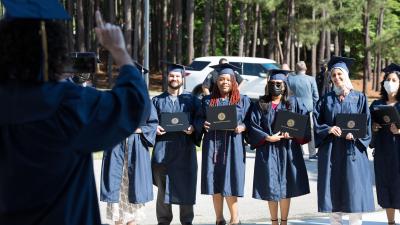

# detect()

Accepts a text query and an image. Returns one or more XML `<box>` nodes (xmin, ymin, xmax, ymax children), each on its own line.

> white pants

<box><xmin>308</xmin><ymin>112</ymin><xmax>316</xmax><ymax>156</ymax></box>
<box><xmin>330</xmin><ymin>213</ymin><xmax>362</xmax><ymax>225</ymax></box>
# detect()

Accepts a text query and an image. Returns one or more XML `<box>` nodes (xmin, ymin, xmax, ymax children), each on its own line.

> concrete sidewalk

<box><xmin>93</xmin><ymin>147</ymin><xmax>398</xmax><ymax>225</ymax></box>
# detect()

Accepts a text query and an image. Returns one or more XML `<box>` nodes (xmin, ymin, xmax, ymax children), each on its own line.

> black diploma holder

<box><xmin>206</xmin><ymin>105</ymin><xmax>238</xmax><ymax>130</ymax></box>
<box><xmin>335</xmin><ymin>113</ymin><xmax>367</xmax><ymax>138</ymax></box>
<box><xmin>160</xmin><ymin>112</ymin><xmax>190</xmax><ymax>132</ymax></box>
<box><xmin>273</xmin><ymin>110</ymin><xmax>309</xmax><ymax>139</ymax></box>
<box><xmin>371</xmin><ymin>105</ymin><xmax>400</xmax><ymax>127</ymax></box>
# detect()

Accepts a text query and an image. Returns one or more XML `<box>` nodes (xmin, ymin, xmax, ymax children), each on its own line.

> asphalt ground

<box><xmin>93</xmin><ymin>146</ymin><xmax>400</xmax><ymax>225</ymax></box>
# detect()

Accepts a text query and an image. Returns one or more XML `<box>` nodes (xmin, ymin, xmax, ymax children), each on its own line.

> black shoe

<box><xmin>216</xmin><ymin>219</ymin><xmax>226</xmax><ymax>225</ymax></box>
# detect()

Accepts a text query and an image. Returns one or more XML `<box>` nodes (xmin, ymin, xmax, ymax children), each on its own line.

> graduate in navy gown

<box><xmin>0</xmin><ymin>3</ymin><xmax>150</xmax><ymax>225</ymax></box>
<box><xmin>100</xmin><ymin>103</ymin><xmax>157</xmax><ymax>225</ymax></box>
<box><xmin>248</xmin><ymin>70</ymin><xmax>310</xmax><ymax>225</ymax></box>
<box><xmin>196</xmin><ymin>63</ymin><xmax>252</xmax><ymax>225</ymax></box>
<box><xmin>151</xmin><ymin>63</ymin><xmax>201</xmax><ymax>225</ymax></box>
<box><xmin>370</xmin><ymin>63</ymin><xmax>400</xmax><ymax>225</ymax></box>
<box><xmin>313</xmin><ymin>56</ymin><xmax>374</xmax><ymax>225</ymax></box>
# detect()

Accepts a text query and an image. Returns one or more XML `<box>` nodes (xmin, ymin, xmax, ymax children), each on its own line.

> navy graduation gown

<box><xmin>370</xmin><ymin>100</ymin><xmax>400</xmax><ymax>209</ymax></box>
<box><xmin>151</xmin><ymin>91</ymin><xmax>200</xmax><ymax>205</ymax></box>
<box><xmin>248</xmin><ymin>97</ymin><xmax>310</xmax><ymax>201</ymax></box>
<box><xmin>313</xmin><ymin>90</ymin><xmax>374</xmax><ymax>213</ymax></box>
<box><xmin>197</xmin><ymin>95</ymin><xmax>251</xmax><ymax>197</ymax></box>
<box><xmin>101</xmin><ymin>104</ymin><xmax>158</xmax><ymax>204</ymax></box>
<box><xmin>0</xmin><ymin>65</ymin><xmax>150</xmax><ymax>225</ymax></box>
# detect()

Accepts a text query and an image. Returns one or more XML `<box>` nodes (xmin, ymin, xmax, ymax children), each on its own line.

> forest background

<box><xmin>0</xmin><ymin>0</ymin><xmax>399</xmax><ymax>95</ymax></box>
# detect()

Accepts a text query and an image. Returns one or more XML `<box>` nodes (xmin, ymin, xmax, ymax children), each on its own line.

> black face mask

<box><xmin>268</xmin><ymin>83</ymin><xmax>283</xmax><ymax>96</ymax></box>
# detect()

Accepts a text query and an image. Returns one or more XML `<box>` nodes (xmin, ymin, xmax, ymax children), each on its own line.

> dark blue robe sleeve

<box><xmin>354</xmin><ymin>94</ymin><xmax>371</xmax><ymax>151</ymax></box>
<box><xmin>191</xmin><ymin>96</ymin><xmax>203</xmax><ymax>146</ymax></box>
<box><xmin>313</xmin><ymin>97</ymin><xmax>332</xmax><ymax>148</ymax></box>
<box><xmin>368</xmin><ymin>100</ymin><xmax>379</xmax><ymax>149</ymax></box>
<box><xmin>193</xmin><ymin>97</ymin><xmax>208</xmax><ymax>138</ymax></box>
<box><xmin>241</xmin><ymin>96</ymin><xmax>253</xmax><ymax>144</ymax></box>
<box><xmin>64</xmin><ymin>65</ymin><xmax>151</xmax><ymax>152</ymax></box>
<box><xmin>140</xmin><ymin>104</ymin><xmax>158</xmax><ymax>147</ymax></box>
<box><xmin>248</xmin><ymin>102</ymin><xmax>268</xmax><ymax>149</ymax></box>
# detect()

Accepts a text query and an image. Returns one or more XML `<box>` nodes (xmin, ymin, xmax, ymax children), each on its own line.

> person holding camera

<box><xmin>0</xmin><ymin>1</ymin><xmax>150</xmax><ymax>225</ymax></box>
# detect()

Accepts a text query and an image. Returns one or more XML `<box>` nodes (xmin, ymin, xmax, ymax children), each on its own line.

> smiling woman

<box><xmin>313</xmin><ymin>56</ymin><xmax>374</xmax><ymax>224</ymax></box>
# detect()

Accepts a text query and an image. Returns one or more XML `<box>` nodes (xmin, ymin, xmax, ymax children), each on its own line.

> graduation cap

<box><xmin>268</xmin><ymin>69</ymin><xmax>292</xmax><ymax>82</ymax></box>
<box><xmin>161</xmin><ymin>61</ymin><xmax>193</xmax><ymax>76</ymax></box>
<box><xmin>2</xmin><ymin>0</ymin><xmax>70</xmax><ymax>20</ymax></box>
<box><xmin>134</xmin><ymin>61</ymin><xmax>149</xmax><ymax>75</ymax></box>
<box><xmin>209</xmin><ymin>63</ymin><xmax>240</xmax><ymax>76</ymax></box>
<box><xmin>327</xmin><ymin>56</ymin><xmax>355</xmax><ymax>73</ymax></box>
<box><xmin>162</xmin><ymin>61</ymin><xmax>193</xmax><ymax>90</ymax></box>
<box><xmin>382</xmin><ymin>63</ymin><xmax>400</xmax><ymax>74</ymax></box>
<box><xmin>1</xmin><ymin>0</ymin><xmax>71</xmax><ymax>82</ymax></box>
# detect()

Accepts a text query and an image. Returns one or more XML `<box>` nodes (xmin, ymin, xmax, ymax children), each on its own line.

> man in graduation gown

<box><xmin>0</xmin><ymin>3</ymin><xmax>150</xmax><ymax>225</ymax></box>
<box><xmin>152</xmin><ymin>63</ymin><xmax>201</xmax><ymax>225</ymax></box>
<box><xmin>313</xmin><ymin>56</ymin><xmax>374</xmax><ymax>224</ymax></box>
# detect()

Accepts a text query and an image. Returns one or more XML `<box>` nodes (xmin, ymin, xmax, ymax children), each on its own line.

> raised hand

<box><xmin>94</xmin><ymin>10</ymin><xmax>133</xmax><ymax>67</ymax></box>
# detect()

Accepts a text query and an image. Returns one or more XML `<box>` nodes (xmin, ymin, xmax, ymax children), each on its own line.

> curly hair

<box><xmin>209</xmin><ymin>74</ymin><xmax>240</xmax><ymax>106</ymax></box>
<box><xmin>379</xmin><ymin>71</ymin><xmax>400</xmax><ymax>102</ymax></box>
<box><xmin>0</xmin><ymin>19</ymin><xmax>68</xmax><ymax>83</ymax></box>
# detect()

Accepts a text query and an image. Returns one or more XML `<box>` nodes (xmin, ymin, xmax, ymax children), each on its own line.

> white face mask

<box><xmin>384</xmin><ymin>81</ymin><xmax>399</xmax><ymax>94</ymax></box>
<box><xmin>333</xmin><ymin>86</ymin><xmax>344</xmax><ymax>96</ymax></box>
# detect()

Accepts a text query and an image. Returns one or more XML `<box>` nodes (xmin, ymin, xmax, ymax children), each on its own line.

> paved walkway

<box><xmin>93</xmin><ymin>147</ymin><xmax>399</xmax><ymax>224</ymax></box>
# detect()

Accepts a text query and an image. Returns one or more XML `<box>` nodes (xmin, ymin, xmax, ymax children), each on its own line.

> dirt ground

<box><xmin>351</xmin><ymin>78</ymin><xmax>381</xmax><ymax>100</ymax></box>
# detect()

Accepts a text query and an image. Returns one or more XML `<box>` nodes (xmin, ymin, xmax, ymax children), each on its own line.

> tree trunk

<box><xmin>290</xmin><ymin>35</ymin><xmax>295</xmax><ymax>69</ymax></box>
<box><xmin>363</xmin><ymin>0</ymin><xmax>371</xmax><ymax>93</ymax></box>
<box><xmin>284</xmin><ymin>0</ymin><xmax>294</xmax><ymax>64</ymax></box>
<box><xmin>276</xmin><ymin>30</ymin><xmax>284</xmax><ymax>63</ymax></box>
<box><xmin>334</xmin><ymin>31</ymin><xmax>340</xmax><ymax>56</ymax></box>
<box><xmin>325</xmin><ymin>29</ymin><xmax>331</xmax><ymax>60</ymax></box>
<box><xmin>223</xmin><ymin>0</ymin><xmax>232</xmax><ymax>56</ymax></box>
<box><xmin>210</xmin><ymin>0</ymin><xmax>217</xmax><ymax>55</ymax></box>
<box><xmin>201</xmin><ymin>0</ymin><xmax>212</xmax><ymax>56</ymax></box>
<box><xmin>259</xmin><ymin>7</ymin><xmax>264</xmax><ymax>58</ymax></box>
<box><xmin>76</xmin><ymin>0</ymin><xmax>85</xmax><ymax>51</ymax></box>
<box><xmin>174</xmin><ymin>0</ymin><xmax>182</xmax><ymax>63</ymax></box>
<box><xmin>161</xmin><ymin>0</ymin><xmax>168</xmax><ymax>91</ymax></box>
<box><xmin>186</xmin><ymin>0</ymin><xmax>194</xmax><ymax>64</ymax></box>
<box><xmin>311</xmin><ymin>7</ymin><xmax>317</xmax><ymax>76</ymax></box>
<box><xmin>267</xmin><ymin>10</ymin><xmax>276</xmax><ymax>60</ymax></box>
<box><xmin>65</xmin><ymin>0</ymin><xmax>74</xmax><ymax>52</ymax></box>
<box><xmin>374</xmin><ymin>5</ymin><xmax>385</xmax><ymax>91</ymax></box>
<box><xmin>252</xmin><ymin>3</ymin><xmax>259</xmax><ymax>57</ymax></box>
<box><xmin>318</xmin><ymin>9</ymin><xmax>326</xmax><ymax>65</ymax></box>
<box><xmin>123</xmin><ymin>0</ymin><xmax>132</xmax><ymax>55</ymax></box>
<box><xmin>238</xmin><ymin>2</ymin><xmax>246</xmax><ymax>56</ymax></box>
<box><xmin>86</xmin><ymin>0</ymin><xmax>95</xmax><ymax>51</ymax></box>
<box><xmin>133</xmin><ymin>0</ymin><xmax>141</xmax><ymax>60</ymax></box>
<box><xmin>151</xmin><ymin>1</ymin><xmax>160</xmax><ymax>70</ymax></box>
